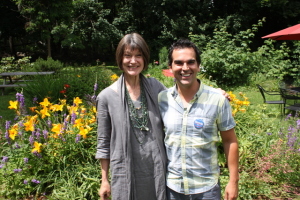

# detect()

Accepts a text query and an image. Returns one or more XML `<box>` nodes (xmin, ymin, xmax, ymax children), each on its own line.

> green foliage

<box><xmin>191</xmin><ymin>18</ymin><xmax>300</xmax><ymax>87</ymax></box>
<box><xmin>158</xmin><ymin>47</ymin><xmax>169</xmax><ymax>68</ymax></box>
<box><xmin>32</xmin><ymin>57</ymin><xmax>64</xmax><ymax>72</ymax></box>
<box><xmin>1</xmin><ymin>95</ymin><xmax>99</xmax><ymax>199</ymax></box>
<box><xmin>21</xmin><ymin>67</ymin><xmax>116</xmax><ymax>106</ymax></box>
<box><xmin>257</xmin><ymin>40</ymin><xmax>298</xmax><ymax>82</ymax></box>
<box><xmin>62</xmin><ymin>0</ymin><xmax>121</xmax><ymax>54</ymax></box>
<box><xmin>191</xmin><ymin>19</ymin><xmax>265</xmax><ymax>86</ymax></box>
<box><xmin>0</xmin><ymin>56</ymin><xmax>32</xmax><ymax>72</ymax></box>
<box><xmin>143</xmin><ymin>68</ymin><xmax>174</xmax><ymax>88</ymax></box>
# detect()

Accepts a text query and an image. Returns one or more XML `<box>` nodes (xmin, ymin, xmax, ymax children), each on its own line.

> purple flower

<box><xmin>43</xmin><ymin>130</ymin><xmax>48</xmax><ymax>140</ymax></box>
<box><xmin>24</xmin><ymin>157</ymin><xmax>29</xmax><ymax>164</ymax></box>
<box><xmin>32</xmin><ymin>179</ymin><xmax>40</xmax><ymax>184</ymax></box>
<box><xmin>16</xmin><ymin>92</ymin><xmax>25</xmax><ymax>107</ymax></box>
<box><xmin>14</xmin><ymin>142</ymin><xmax>21</xmax><ymax>149</ymax></box>
<box><xmin>0</xmin><ymin>164</ymin><xmax>4</xmax><ymax>169</ymax></box>
<box><xmin>266</xmin><ymin>132</ymin><xmax>272</xmax><ymax>135</ymax></box>
<box><xmin>285</xmin><ymin>113</ymin><xmax>292</xmax><ymax>121</ymax></box>
<box><xmin>13</xmin><ymin>168</ymin><xmax>22</xmax><ymax>173</ymax></box>
<box><xmin>47</xmin><ymin>119</ymin><xmax>52</xmax><ymax>128</ymax></box>
<box><xmin>5</xmin><ymin>121</ymin><xmax>11</xmax><ymax>130</ymax></box>
<box><xmin>4</xmin><ymin>131</ymin><xmax>10</xmax><ymax>142</ymax></box>
<box><xmin>94</xmin><ymin>83</ymin><xmax>98</xmax><ymax>91</ymax></box>
<box><xmin>29</xmin><ymin>135</ymin><xmax>34</xmax><ymax>145</ymax></box>
<box><xmin>18</xmin><ymin>121</ymin><xmax>24</xmax><ymax>127</ymax></box>
<box><xmin>75</xmin><ymin>134</ymin><xmax>81</xmax><ymax>143</ymax></box>
<box><xmin>59</xmin><ymin>134</ymin><xmax>66</xmax><ymax>142</ymax></box>
<box><xmin>2</xmin><ymin>156</ymin><xmax>9</xmax><ymax>163</ymax></box>
<box><xmin>24</xmin><ymin>180</ymin><xmax>28</xmax><ymax>184</ymax></box>
<box><xmin>0</xmin><ymin>116</ymin><xmax>2</xmax><ymax>119</ymax></box>
<box><xmin>35</xmin><ymin>128</ymin><xmax>41</xmax><ymax>141</ymax></box>
<box><xmin>33</xmin><ymin>97</ymin><xmax>38</xmax><ymax>105</ymax></box>
<box><xmin>33</xmin><ymin>151</ymin><xmax>42</xmax><ymax>158</ymax></box>
<box><xmin>71</xmin><ymin>112</ymin><xmax>76</xmax><ymax>124</ymax></box>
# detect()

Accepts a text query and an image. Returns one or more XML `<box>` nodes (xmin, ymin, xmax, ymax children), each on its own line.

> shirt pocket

<box><xmin>190</xmin><ymin>116</ymin><xmax>216</xmax><ymax>141</ymax></box>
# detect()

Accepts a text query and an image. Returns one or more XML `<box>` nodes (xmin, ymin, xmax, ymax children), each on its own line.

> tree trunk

<box><xmin>9</xmin><ymin>36</ymin><xmax>17</xmax><ymax>57</ymax></box>
<box><xmin>47</xmin><ymin>37</ymin><xmax>51</xmax><ymax>58</ymax></box>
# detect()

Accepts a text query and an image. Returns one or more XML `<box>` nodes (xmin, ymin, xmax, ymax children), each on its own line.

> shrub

<box><xmin>0</xmin><ymin>56</ymin><xmax>32</xmax><ymax>72</ymax></box>
<box><xmin>32</xmin><ymin>57</ymin><xmax>64</xmax><ymax>72</ymax></box>
<box><xmin>190</xmin><ymin>18</ymin><xmax>299</xmax><ymax>87</ymax></box>
<box><xmin>158</xmin><ymin>46</ymin><xmax>169</xmax><ymax>68</ymax></box>
<box><xmin>21</xmin><ymin>67</ymin><xmax>116</xmax><ymax>106</ymax></box>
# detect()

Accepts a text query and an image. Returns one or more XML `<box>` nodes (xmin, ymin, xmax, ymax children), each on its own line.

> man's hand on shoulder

<box><xmin>216</xmin><ymin>88</ymin><xmax>231</xmax><ymax>101</ymax></box>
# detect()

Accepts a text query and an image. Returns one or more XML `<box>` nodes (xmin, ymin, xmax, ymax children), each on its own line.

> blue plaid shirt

<box><xmin>158</xmin><ymin>81</ymin><xmax>236</xmax><ymax>195</ymax></box>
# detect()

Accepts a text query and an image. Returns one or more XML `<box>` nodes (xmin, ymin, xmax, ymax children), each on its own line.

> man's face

<box><xmin>170</xmin><ymin>48</ymin><xmax>200</xmax><ymax>89</ymax></box>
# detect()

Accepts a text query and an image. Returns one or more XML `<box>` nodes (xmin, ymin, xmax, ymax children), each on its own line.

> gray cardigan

<box><xmin>96</xmin><ymin>74</ymin><xmax>167</xmax><ymax>200</ymax></box>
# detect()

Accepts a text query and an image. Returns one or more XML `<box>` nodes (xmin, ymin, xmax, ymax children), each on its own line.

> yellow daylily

<box><xmin>92</xmin><ymin>106</ymin><xmax>96</xmax><ymax>113</ymax></box>
<box><xmin>74</xmin><ymin>119</ymin><xmax>84</xmax><ymax>129</ymax></box>
<box><xmin>39</xmin><ymin>107</ymin><xmax>51</xmax><ymax>119</ymax></box>
<box><xmin>23</xmin><ymin>115</ymin><xmax>38</xmax><ymax>132</ymax></box>
<box><xmin>40</xmin><ymin>98</ymin><xmax>51</xmax><ymax>107</ymax></box>
<box><xmin>8</xmin><ymin>101</ymin><xmax>18</xmax><ymax>110</ymax></box>
<box><xmin>242</xmin><ymin>101</ymin><xmax>250</xmax><ymax>106</ymax></box>
<box><xmin>59</xmin><ymin>99</ymin><xmax>67</xmax><ymax>105</ymax></box>
<box><xmin>50</xmin><ymin>104</ymin><xmax>64</xmax><ymax>112</ymax></box>
<box><xmin>79</xmin><ymin>126</ymin><xmax>92</xmax><ymax>139</ymax></box>
<box><xmin>51</xmin><ymin>123</ymin><xmax>63</xmax><ymax>138</ymax></box>
<box><xmin>32</xmin><ymin>141</ymin><xmax>42</xmax><ymax>153</ymax></box>
<box><xmin>73</xmin><ymin>97</ymin><xmax>82</xmax><ymax>106</ymax></box>
<box><xmin>9</xmin><ymin>124</ymin><xmax>19</xmax><ymax>140</ymax></box>
<box><xmin>110</xmin><ymin>74</ymin><xmax>119</xmax><ymax>81</ymax></box>
<box><xmin>89</xmin><ymin>115</ymin><xmax>96</xmax><ymax>124</ymax></box>
<box><xmin>68</xmin><ymin>105</ymin><xmax>79</xmax><ymax>115</ymax></box>
<box><xmin>239</xmin><ymin>108</ymin><xmax>246</xmax><ymax>113</ymax></box>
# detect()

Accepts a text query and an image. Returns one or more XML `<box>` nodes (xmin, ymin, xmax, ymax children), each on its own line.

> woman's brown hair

<box><xmin>115</xmin><ymin>33</ymin><xmax>150</xmax><ymax>70</ymax></box>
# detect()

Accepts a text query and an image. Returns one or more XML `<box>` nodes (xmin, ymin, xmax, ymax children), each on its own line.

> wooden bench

<box><xmin>0</xmin><ymin>71</ymin><xmax>55</xmax><ymax>95</ymax></box>
<box><xmin>0</xmin><ymin>84</ymin><xmax>27</xmax><ymax>95</ymax></box>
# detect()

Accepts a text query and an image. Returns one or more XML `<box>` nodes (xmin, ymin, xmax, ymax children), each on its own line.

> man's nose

<box><xmin>182</xmin><ymin>63</ymin><xmax>189</xmax><ymax>70</ymax></box>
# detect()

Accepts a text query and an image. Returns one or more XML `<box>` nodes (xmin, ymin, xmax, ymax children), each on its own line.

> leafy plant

<box><xmin>32</xmin><ymin>57</ymin><xmax>64</xmax><ymax>72</ymax></box>
<box><xmin>21</xmin><ymin>67</ymin><xmax>116</xmax><ymax>106</ymax></box>
<box><xmin>158</xmin><ymin>46</ymin><xmax>169</xmax><ymax>68</ymax></box>
<box><xmin>1</xmin><ymin>94</ymin><xmax>99</xmax><ymax>199</ymax></box>
<box><xmin>0</xmin><ymin>56</ymin><xmax>32</xmax><ymax>72</ymax></box>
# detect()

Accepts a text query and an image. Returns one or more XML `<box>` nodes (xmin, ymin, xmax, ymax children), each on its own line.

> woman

<box><xmin>95</xmin><ymin>33</ymin><xmax>167</xmax><ymax>200</ymax></box>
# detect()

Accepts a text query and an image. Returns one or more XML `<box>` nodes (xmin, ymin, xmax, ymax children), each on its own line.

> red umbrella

<box><xmin>262</xmin><ymin>24</ymin><xmax>300</xmax><ymax>40</ymax></box>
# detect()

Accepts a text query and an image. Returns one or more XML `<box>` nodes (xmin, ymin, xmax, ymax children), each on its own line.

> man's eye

<box><xmin>174</xmin><ymin>61</ymin><xmax>183</xmax><ymax>65</ymax></box>
<box><xmin>188</xmin><ymin>60</ymin><xmax>196</xmax><ymax>65</ymax></box>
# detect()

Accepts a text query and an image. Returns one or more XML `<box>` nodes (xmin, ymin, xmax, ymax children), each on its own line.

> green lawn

<box><xmin>0</xmin><ymin>88</ymin><xmax>18</xmax><ymax>123</ymax></box>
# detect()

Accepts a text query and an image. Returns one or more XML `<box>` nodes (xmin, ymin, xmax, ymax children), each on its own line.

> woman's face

<box><xmin>122</xmin><ymin>47</ymin><xmax>144</xmax><ymax>77</ymax></box>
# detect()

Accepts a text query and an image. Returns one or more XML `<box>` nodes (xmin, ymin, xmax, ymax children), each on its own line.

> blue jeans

<box><xmin>166</xmin><ymin>182</ymin><xmax>221</xmax><ymax>200</ymax></box>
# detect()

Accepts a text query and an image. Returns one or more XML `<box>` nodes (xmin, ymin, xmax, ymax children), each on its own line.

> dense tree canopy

<box><xmin>1</xmin><ymin>0</ymin><xmax>300</xmax><ymax>63</ymax></box>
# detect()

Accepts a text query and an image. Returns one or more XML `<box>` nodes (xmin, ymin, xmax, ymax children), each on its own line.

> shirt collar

<box><xmin>171</xmin><ymin>79</ymin><xmax>203</xmax><ymax>100</ymax></box>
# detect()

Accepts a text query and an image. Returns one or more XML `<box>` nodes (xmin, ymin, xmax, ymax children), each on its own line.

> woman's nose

<box><xmin>130</xmin><ymin>56</ymin><xmax>137</xmax><ymax>63</ymax></box>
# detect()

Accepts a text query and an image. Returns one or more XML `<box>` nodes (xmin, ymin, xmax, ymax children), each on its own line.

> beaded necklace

<box><xmin>125</xmin><ymin>81</ymin><xmax>149</xmax><ymax>132</ymax></box>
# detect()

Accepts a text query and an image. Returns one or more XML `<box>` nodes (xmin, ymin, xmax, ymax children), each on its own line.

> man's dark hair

<box><xmin>168</xmin><ymin>39</ymin><xmax>201</xmax><ymax>66</ymax></box>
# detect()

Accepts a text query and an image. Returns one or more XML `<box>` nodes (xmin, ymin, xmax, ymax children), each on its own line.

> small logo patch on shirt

<box><xmin>194</xmin><ymin>119</ymin><xmax>204</xmax><ymax>129</ymax></box>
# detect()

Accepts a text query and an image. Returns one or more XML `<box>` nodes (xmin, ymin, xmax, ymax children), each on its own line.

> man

<box><xmin>158</xmin><ymin>39</ymin><xmax>239</xmax><ymax>200</ymax></box>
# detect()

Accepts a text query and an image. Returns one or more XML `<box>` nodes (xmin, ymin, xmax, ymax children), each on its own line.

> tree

<box><xmin>13</xmin><ymin>0</ymin><xmax>73</xmax><ymax>58</ymax></box>
<box><xmin>0</xmin><ymin>0</ymin><xmax>26</xmax><ymax>57</ymax></box>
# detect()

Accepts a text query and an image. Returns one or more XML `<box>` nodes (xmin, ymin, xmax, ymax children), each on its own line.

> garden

<box><xmin>1</xmin><ymin>21</ymin><xmax>300</xmax><ymax>199</ymax></box>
